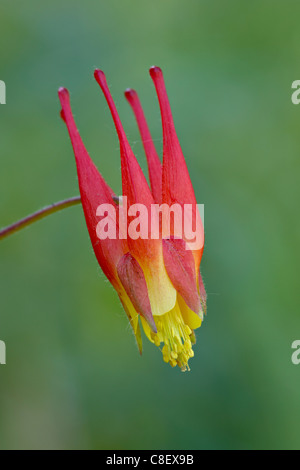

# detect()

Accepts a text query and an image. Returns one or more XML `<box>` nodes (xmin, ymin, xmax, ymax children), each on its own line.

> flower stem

<box><xmin>0</xmin><ymin>196</ymin><xmax>81</xmax><ymax>241</ymax></box>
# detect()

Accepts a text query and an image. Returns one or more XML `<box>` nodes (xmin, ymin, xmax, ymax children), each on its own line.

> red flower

<box><xmin>58</xmin><ymin>67</ymin><xmax>206</xmax><ymax>370</ymax></box>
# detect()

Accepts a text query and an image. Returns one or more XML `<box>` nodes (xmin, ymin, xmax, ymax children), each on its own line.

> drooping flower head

<box><xmin>58</xmin><ymin>66</ymin><xmax>206</xmax><ymax>371</ymax></box>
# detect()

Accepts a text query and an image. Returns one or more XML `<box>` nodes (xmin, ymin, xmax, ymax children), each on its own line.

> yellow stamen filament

<box><xmin>151</xmin><ymin>304</ymin><xmax>195</xmax><ymax>371</ymax></box>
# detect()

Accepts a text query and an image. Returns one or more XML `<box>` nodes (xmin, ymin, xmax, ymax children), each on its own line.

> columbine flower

<box><xmin>58</xmin><ymin>66</ymin><xmax>206</xmax><ymax>371</ymax></box>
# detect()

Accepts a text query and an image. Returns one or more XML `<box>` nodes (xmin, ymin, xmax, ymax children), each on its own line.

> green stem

<box><xmin>0</xmin><ymin>196</ymin><xmax>81</xmax><ymax>241</ymax></box>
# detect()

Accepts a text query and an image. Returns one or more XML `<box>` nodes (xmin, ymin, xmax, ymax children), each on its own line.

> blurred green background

<box><xmin>0</xmin><ymin>0</ymin><xmax>299</xmax><ymax>450</ymax></box>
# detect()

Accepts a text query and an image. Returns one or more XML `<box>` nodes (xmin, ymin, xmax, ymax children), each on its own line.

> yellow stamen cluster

<box><xmin>151</xmin><ymin>307</ymin><xmax>195</xmax><ymax>371</ymax></box>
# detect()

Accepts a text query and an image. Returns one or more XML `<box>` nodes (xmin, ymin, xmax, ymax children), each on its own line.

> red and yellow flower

<box><xmin>58</xmin><ymin>66</ymin><xmax>206</xmax><ymax>371</ymax></box>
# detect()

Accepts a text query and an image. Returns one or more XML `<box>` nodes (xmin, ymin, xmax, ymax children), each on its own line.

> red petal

<box><xmin>150</xmin><ymin>66</ymin><xmax>204</xmax><ymax>267</ymax></box>
<box><xmin>58</xmin><ymin>87</ymin><xmax>125</xmax><ymax>286</ymax></box>
<box><xmin>162</xmin><ymin>237</ymin><xmax>201</xmax><ymax>315</ymax></box>
<box><xmin>94</xmin><ymin>71</ymin><xmax>153</xmax><ymax>208</ymax></box>
<box><xmin>94</xmin><ymin>70</ymin><xmax>156</xmax><ymax>257</ymax></box>
<box><xmin>117</xmin><ymin>253</ymin><xmax>157</xmax><ymax>333</ymax></box>
<box><xmin>94</xmin><ymin>71</ymin><xmax>177</xmax><ymax>316</ymax></box>
<box><xmin>149</xmin><ymin>67</ymin><xmax>196</xmax><ymax>205</ymax></box>
<box><xmin>124</xmin><ymin>88</ymin><xmax>162</xmax><ymax>204</ymax></box>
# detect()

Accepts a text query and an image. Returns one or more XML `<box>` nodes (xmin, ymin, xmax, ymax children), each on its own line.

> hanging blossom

<box><xmin>58</xmin><ymin>66</ymin><xmax>206</xmax><ymax>371</ymax></box>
